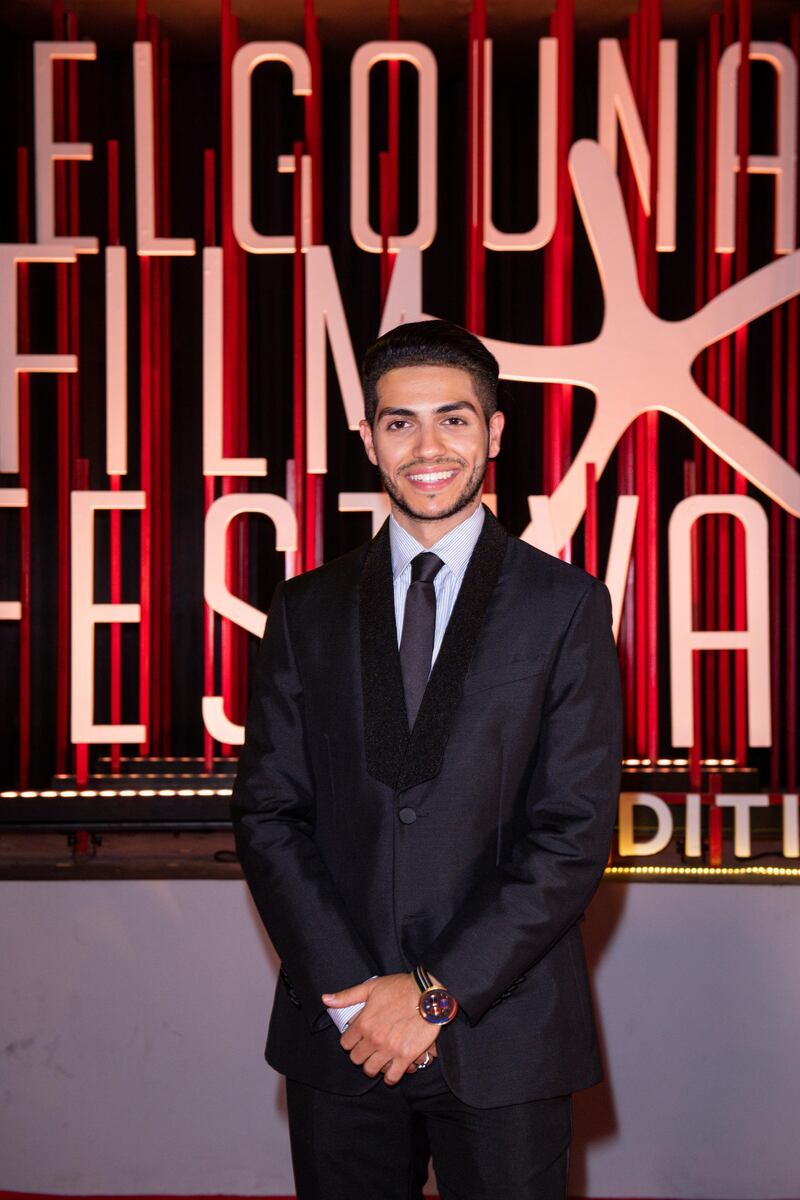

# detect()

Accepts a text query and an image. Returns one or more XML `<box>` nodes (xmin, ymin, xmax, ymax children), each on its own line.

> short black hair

<box><xmin>361</xmin><ymin>319</ymin><xmax>499</xmax><ymax>426</ymax></box>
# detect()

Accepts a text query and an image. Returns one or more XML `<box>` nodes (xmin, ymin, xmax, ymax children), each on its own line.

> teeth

<box><xmin>407</xmin><ymin>470</ymin><xmax>456</xmax><ymax>482</ymax></box>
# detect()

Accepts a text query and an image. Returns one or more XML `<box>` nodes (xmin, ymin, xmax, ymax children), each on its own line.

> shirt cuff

<box><xmin>326</xmin><ymin>975</ymin><xmax>378</xmax><ymax>1032</ymax></box>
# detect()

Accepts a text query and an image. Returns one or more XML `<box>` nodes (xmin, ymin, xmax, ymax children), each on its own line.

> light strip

<box><xmin>1</xmin><ymin>788</ymin><xmax>233</xmax><ymax>799</ymax></box>
<box><xmin>606</xmin><ymin>865</ymin><xmax>800</xmax><ymax>878</ymax></box>
<box><xmin>622</xmin><ymin>758</ymin><xmax>737</xmax><ymax>767</ymax></box>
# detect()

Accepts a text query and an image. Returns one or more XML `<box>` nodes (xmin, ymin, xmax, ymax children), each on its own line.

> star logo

<box><xmin>420</xmin><ymin>139</ymin><xmax>800</xmax><ymax>553</ymax></box>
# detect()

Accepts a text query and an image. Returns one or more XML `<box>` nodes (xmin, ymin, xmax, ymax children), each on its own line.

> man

<box><xmin>231</xmin><ymin>319</ymin><xmax>623</xmax><ymax>1199</ymax></box>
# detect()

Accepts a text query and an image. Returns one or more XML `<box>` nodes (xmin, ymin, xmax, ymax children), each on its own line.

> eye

<box><xmin>385</xmin><ymin>419</ymin><xmax>411</xmax><ymax>430</ymax></box>
<box><xmin>442</xmin><ymin>416</ymin><xmax>467</xmax><ymax>425</ymax></box>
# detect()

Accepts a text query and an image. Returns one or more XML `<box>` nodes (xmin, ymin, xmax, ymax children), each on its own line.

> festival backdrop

<box><xmin>1</xmin><ymin>0</ymin><xmax>798</xmax><ymax>877</ymax></box>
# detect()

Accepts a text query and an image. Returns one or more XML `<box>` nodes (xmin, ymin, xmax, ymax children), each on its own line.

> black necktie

<box><xmin>399</xmin><ymin>551</ymin><xmax>444</xmax><ymax>729</ymax></box>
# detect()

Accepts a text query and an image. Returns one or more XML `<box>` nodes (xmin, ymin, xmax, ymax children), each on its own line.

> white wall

<box><xmin>1</xmin><ymin>880</ymin><xmax>799</xmax><ymax>1198</ymax></box>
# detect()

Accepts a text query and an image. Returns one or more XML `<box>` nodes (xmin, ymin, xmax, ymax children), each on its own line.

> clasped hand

<box><xmin>322</xmin><ymin>973</ymin><xmax>441</xmax><ymax>1086</ymax></box>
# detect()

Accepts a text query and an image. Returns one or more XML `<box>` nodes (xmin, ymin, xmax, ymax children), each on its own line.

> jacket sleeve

<box><xmin>230</xmin><ymin>580</ymin><xmax>379</xmax><ymax>1032</ymax></box>
<box><xmin>422</xmin><ymin>577</ymin><xmax>623</xmax><ymax>1026</ymax></box>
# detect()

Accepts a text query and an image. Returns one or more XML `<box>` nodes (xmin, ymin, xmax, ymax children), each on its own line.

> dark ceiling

<box><xmin>2</xmin><ymin>0</ymin><xmax>797</xmax><ymax>55</ymax></box>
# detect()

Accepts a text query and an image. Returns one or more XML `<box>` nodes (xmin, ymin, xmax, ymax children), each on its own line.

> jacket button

<box><xmin>398</xmin><ymin>807</ymin><xmax>417</xmax><ymax>824</ymax></box>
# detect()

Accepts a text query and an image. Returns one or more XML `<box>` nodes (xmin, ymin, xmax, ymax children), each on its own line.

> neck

<box><xmin>389</xmin><ymin>494</ymin><xmax>483</xmax><ymax>548</ymax></box>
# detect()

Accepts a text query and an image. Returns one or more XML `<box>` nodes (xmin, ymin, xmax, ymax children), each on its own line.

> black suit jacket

<box><xmin>231</xmin><ymin>507</ymin><xmax>623</xmax><ymax>1107</ymax></box>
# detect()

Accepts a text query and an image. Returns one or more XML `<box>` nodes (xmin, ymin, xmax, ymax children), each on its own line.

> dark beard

<box><xmin>380</xmin><ymin>458</ymin><xmax>489</xmax><ymax>523</ymax></box>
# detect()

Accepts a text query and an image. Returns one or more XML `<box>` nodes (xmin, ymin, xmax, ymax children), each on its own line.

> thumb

<box><xmin>321</xmin><ymin>981</ymin><xmax>375</xmax><ymax>1007</ymax></box>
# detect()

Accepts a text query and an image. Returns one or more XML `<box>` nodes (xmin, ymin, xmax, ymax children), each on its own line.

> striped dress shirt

<box><xmin>390</xmin><ymin>502</ymin><xmax>486</xmax><ymax>660</ymax></box>
<box><xmin>326</xmin><ymin>503</ymin><xmax>486</xmax><ymax>1033</ymax></box>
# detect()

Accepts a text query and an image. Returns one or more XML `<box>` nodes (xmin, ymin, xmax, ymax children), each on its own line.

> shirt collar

<box><xmin>389</xmin><ymin>503</ymin><xmax>486</xmax><ymax>583</ymax></box>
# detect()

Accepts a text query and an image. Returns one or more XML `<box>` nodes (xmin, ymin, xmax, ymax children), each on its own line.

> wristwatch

<box><xmin>412</xmin><ymin>964</ymin><xmax>459</xmax><ymax>1025</ymax></box>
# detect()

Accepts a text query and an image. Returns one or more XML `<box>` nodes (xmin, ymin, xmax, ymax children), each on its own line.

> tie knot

<box><xmin>410</xmin><ymin>551</ymin><xmax>443</xmax><ymax>584</ymax></box>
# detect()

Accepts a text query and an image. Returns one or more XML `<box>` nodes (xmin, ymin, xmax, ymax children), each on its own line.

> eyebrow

<box><xmin>378</xmin><ymin>400</ymin><xmax>481</xmax><ymax>419</ymax></box>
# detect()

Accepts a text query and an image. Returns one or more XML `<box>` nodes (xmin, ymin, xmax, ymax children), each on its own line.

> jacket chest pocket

<box><xmin>461</xmin><ymin>654</ymin><xmax>546</xmax><ymax>696</ymax></box>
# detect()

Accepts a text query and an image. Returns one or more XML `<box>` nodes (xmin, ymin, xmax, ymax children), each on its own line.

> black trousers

<box><xmin>285</xmin><ymin>1056</ymin><xmax>572</xmax><ymax>1200</ymax></box>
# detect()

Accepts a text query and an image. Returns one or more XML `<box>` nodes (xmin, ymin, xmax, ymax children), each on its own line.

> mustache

<box><xmin>399</xmin><ymin>458</ymin><xmax>465</xmax><ymax>473</ymax></box>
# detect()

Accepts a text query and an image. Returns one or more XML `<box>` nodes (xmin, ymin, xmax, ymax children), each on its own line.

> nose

<box><xmin>411</xmin><ymin>416</ymin><xmax>447</xmax><ymax>460</ymax></box>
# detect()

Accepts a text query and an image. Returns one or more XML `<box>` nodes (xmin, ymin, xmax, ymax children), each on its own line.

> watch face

<box><xmin>420</xmin><ymin>987</ymin><xmax>458</xmax><ymax>1024</ymax></box>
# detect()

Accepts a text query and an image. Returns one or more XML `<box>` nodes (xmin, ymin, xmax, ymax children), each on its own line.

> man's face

<box><xmin>359</xmin><ymin>365</ymin><xmax>504</xmax><ymax>534</ymax></box>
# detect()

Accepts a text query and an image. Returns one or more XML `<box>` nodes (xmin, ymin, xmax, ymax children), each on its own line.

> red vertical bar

<box><xmin>769</xmin><ymin>306</ymin><xmax>783</xmax><ymax>788</ymax></box>
<box><xmin>159</xmin><ymin>35</ymin><xmax>173</xmax><ymax>752</ymax></box>
<box><xmin>618</xmin><ymin>428</ymin><xmax>636</xmax><ymax>755</ymax></box>
<box><xmin>136</xmin><ymin>0</ymin><xmax>151</xmax><ymax>757</ymax></box>
<box><xmin>149</xmin><ymin>18</ymin><xmax>164</xmax><ymax>755</ymax></box>
<box><xmin>304</xmin><ymin>0</ymin><xmax>323</xmax><ymax>577</ymax></box>
<box><xmin>52</xmin><ymin>0</ymin><xmax>71</xmax><ymax>776</ymax></box>
<box><xmin>109</xmin><ymin>474</ymin><xmax>122</xmax><ymax>777</ymax></box>
<box><xmin>717</xmin><ymin>340</ymin><xmax>733</xmax><ymax>752</ymax></box>
<box><xmin>16</xmin><ymin>148</ymin><xmax>31</xmax><ymax>788</ymax></box>
<box><xmin>292</xmin><ymin>140</ymin><xmax>306</xmax><ymax>577</ymax></box>
<box><xmin>617</xmin><ymin>26</ymin><xmax>636</xmax><ymax>760</ymax></box>
<box><xmin>704</xmin><ymin>14</ymin><xmax>722</xmax><ymax>757</ymax></box>
<box><xmin>685</xmin><ymin>463</ymin><xmax>702</xmax><ymax>791</ymax></box>
<box><xmin>465</xmin><ymin>0</ymin><xmax>486</xmax><ymax>336</ymax></box>
<box><xmin>465</xmin><ymin>7</ymin><xmax>475</xmax><ymax>329</ymax></box>
<box><xmin>55</xmin><ymin>267</ymin><xmax>70</xmax><ymax>777</ymax></box>
<box><xmin>379</xmin><ymin>0</ymin><xmax>400</xmax><ymax>304</ymax></box>
<box><xmin>220</xmin><ymin>0</ymin><xmax>241</xmax><ymax>748</ymax></box>
<box><xmin>474</xmin><ymin>0</ymin><xmax>486</xmax><ymax>338</ymax></box>
<box><xmin>617</xmin><ymin>27</ymin><xmax>636</xmax><ymax>758</ymax></box>
<box><xmin>66</xmin><ymin>8</ymin><xmax>82</xmax><ymax>498</ymax></box>
<box><xmin>786</xmin><ymin>13</ymin><xmax>800</xmax><ymax>790</ymax></box>
<box><xmin>644</xmin><ymin>0</ymin><xmax>660</xmax><ymax>760</ymax></box>
<box><xmin>388</xmin><ymin>0</ymin><xmax>400</xmax><ymax>242</ymax></box>
<box><xmin>628</xmin><ymin>11</ymin><xmax>647</xmax><ymax>757</ymax></box>
<box><xmin>75</xmin><ymin>458</ymin><xmax>90</xmax><ymax>786</ymax></box>
<box><xmin>714</xmin><ymin>0</ymin><xmax>737</xmax><ymax>765</ymax></box>
<box><xmin>107</xmin><ymin>140</ymin><xmax>123</xmax><ymax>776</ymax></box>
<box><xmin>559</xmin><ymin>0</ymin><xmax>573</xmax><ymax>560</ymax></box>
<box><xmin>380</xmin><ymin>150</ymin><xmax>392</xmax><ymax>304</ymax></box>
<box><xmin>107</xmin><ymin>140</ymin><xmax>120</xmax><ymax>247</ymax></box>
<box><xmin>66</xmin><ymin>11</ymin><xmax>88</xmax><ymax>777</ymax></box>
<box><xmin>690</xmin><ymin>652</ymin><xmax>703</xmax><ymax>791</ymax></box>
<box><xmin>474</xmin><ymin>0</ymin><xmax>494</xmax><ymax>500</ymax></box>
<box><xmin>543</xmin><ymin>0</ymin><xmax>574</xmax><ymax>565</ymax></box>
<box><xmin>203</xmin><ymin>478</ymin><xmax>216</xmax><ymax>773</ymax></box>
<box><xmin>234</xmin><ymin>16</ymin><xmax>250</xmax><ymax>724</ymax></box>
<box><xmin>139</xmin><ymin>246</ymin><xmax>152</xmax><ymax>756</ymax></box>
<box><xmin>732</xmin><ymin>0</ymin><xmax>751</xmax><ymax>765</ymax></box>
<box><xmin>203</xmin><ymin>149</ymin><xmax>217</xmax><ymax>773</ymax></box>
<box><xmin>628</xmin><ymin>2</ymin><xmax>657</xmax><ymax>760</ymax></box>
<box><xmin>304</xmin><ymin>0</ymin><xmax>324</xmax><ymax>245</ymax></box>
<box><xmin>708</xmin><ymin>773</ymin><xmax>723</xmax><ymax>866</ymax></box>
<box><xmin>293</xmin><ymin>142</ymin><xmax>315</xmax><ymax>573</ymax></box>
<box><xmin>692</xmin><ymin>44</ymin><xmax>707</xmax><ymax>768</ymax></box>
<box><xmin>584</xmin><ymin>464</ymin><xmax>598</xmax><ymax>577</ymax></box>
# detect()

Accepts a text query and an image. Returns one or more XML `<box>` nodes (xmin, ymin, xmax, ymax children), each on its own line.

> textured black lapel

<box><xmin>397</xmin><ymin>506</ymin><xmax>508</xmax><ymax>792</ymax></box>
<box><xmin>359</xmin><ymin>518</ymin><xmax>411</xmax><ymax>788</ymax></box>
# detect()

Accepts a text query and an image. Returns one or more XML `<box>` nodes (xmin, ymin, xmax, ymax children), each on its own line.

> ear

<box><xmin>359</xmin><ymin>417</ymin><xmax>378</xmax><ymax>466</ymax></box>
<box><xmin>487</xmin><ymin>409</ymin><xmax>505</xmax><ymax>460</ymax></box>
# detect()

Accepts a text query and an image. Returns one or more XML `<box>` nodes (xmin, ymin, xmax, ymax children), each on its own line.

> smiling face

<box><xmin>359</xmin><ymin>365</ymin><xmax>505</xmax><ymax>546</ymax></box>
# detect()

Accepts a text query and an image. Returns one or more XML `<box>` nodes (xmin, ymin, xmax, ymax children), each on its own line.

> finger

<box><xmin>322</xmin><ymin>984</ymin><xmax>371</xmax><ymax>1007</ymax></box>
<box><xmin>382</xmin><ymin>1059</ymin><xmax>410</xmax><ymax>1086</ymax></box>
<box><xmin>362</xmin><ymin>1053</ymin><xmax>393</xmax><ymax>1079</ymax></box>
<box><xmin>339</xmin><ymin>1028</ymin><xmax>361</xmax><ymax>1051</ymax></box>
<box><xmin>349</xmin><ymin>1040</ymin><xmax>373</xmax><ymax>1067</ymax></box>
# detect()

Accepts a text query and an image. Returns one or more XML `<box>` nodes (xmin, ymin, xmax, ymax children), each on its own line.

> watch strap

<box><xmin>412</xmin><ymin>964</ymin><xmax>434</xmax><ymax>994</ymax></box>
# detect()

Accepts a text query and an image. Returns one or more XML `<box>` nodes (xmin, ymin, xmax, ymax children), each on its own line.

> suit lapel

<box><xmin>359</xmin><ymin>519</ymin><xmax>411</xmax><ymax>789</ymax></box>
<box><xmin>359</xmin><ymin>505</ymin><xmax>509</xmax><ymax>793</ymax></box>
